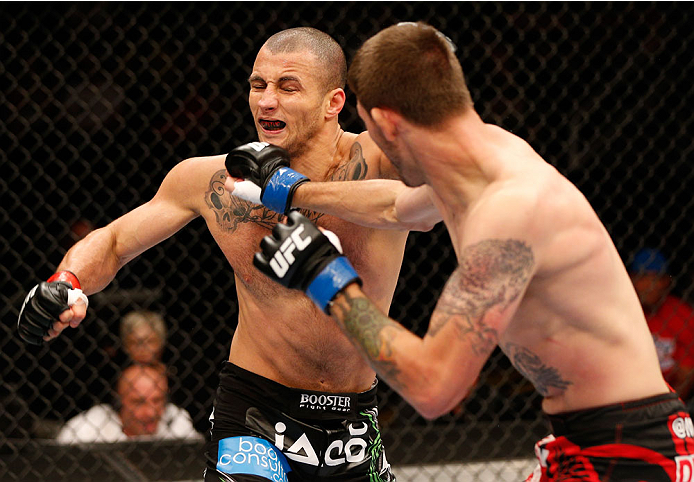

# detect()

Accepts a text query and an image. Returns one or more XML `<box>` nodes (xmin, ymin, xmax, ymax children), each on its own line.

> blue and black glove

<box><xmin>225</xmin><ymin>142</ymin><xmax>309</xmax><ymax>215</ymax></box>
<box><xmin>253</xmin><ymin>211</ymin><xmax>361</xmax><ymax>313</ymax></box>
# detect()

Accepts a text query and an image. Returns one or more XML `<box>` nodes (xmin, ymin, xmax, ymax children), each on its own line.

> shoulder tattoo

<box><xmin>329</xmin><ymin>142</ymin><xmax>368</xmax><ymax>181</ymax></box>
<box><xmin>503</xmin><ymin>342</ymin><xmax>572</xmax><ymax>396</ymax></box>
<box><xmin>204</xmin><ymin>169</ymin><xmax>323</xmax><ymax>232</ymax></box>
<box><xmin>428</xmin><ymin>239</ymin><xmax>534</xmax><ymax>356</ymax></box>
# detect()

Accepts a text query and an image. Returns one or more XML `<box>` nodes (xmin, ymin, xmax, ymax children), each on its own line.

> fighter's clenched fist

<box><xmin>254</xmin><ymin>211</ymin><xmax>361</xmax><ymax>313</ymax></box>
<box><xmin>225</xmin><ymin>142</ymin><xmax>309</xmax><ymax>215</ymax></box>
<box><xmin>17</xmin><ymin>270</ymin><xmax>88</xmax><ymax>345</ymax></box>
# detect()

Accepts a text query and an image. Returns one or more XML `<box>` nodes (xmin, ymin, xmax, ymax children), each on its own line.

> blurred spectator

<box><xmin>56</xmin><ymin>364</ymin><xmax>201</xmax><ymax>443</ymax></box>
<box><xmin>630</xmin><ymin>248</ymin><xmax>694</xmax><ymax>401</ymax></box>
<box><xmin>120</xmin><ymin>310</ymin><xmax>167</xmax><ymax>366</ymax></box>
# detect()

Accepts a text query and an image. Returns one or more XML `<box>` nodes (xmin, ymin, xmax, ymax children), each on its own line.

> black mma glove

<box><xmin>226</xmin><ymin>142</ymin><xmax>309</xmax><ymax>214</ymax></box>
<box><xmin>17</xmin><ymin>271</ymin><xmax>89</xmax><ymax>345</ymax></box>
<box><xmin>254</xmin><ymin>211</ymin><xmax>361</xmax><ymax>313</ymax></box>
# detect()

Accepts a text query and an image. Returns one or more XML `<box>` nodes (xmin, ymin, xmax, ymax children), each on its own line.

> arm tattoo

<box><xmin>331</xmin><ymin>290</ymin><xmax>409</xmax><ymax>390</ymax></box>
<box><xmin>204</xmin><ymin>170</ymin><xmax>323</xmax><ymax>232</ymax></box>
<box><xmin>503</xmin><ymin>342</ymin><xmax>572</xmax><ymax>396</ymax></box>
<box><xmin>428</xmin><ymin>239</ymin><xmax>534</xmax><ymax>356</ymax></box>
<box><xmin>329</xmin><ymin>142</ymin><xmax>368</xmax><ymax>181</ymax></box>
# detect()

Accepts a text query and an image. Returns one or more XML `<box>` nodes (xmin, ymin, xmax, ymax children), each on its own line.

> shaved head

<box><xmin>263</xmin><ymin>27</ymin><xmax>346</xmax><ymax>92</ymax></box>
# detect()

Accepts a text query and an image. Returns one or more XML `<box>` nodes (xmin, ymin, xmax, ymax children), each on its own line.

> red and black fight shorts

<box><xmin>526</xmin><ymin>392</ymin><xmax>694</xmax><ymax>481</ymax></box>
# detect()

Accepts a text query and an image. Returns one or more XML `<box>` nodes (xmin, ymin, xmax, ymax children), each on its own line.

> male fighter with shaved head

<box><xmin>18</xmin><ymin>27</ymin><xmax>437</xmax><ymax>481</ymax></box>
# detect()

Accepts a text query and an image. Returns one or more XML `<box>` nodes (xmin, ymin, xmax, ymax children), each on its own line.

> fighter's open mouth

<box><xmin>260</xmin><ymin>120</ymin><xmax>286</xmax><ymax>131</ymax></box>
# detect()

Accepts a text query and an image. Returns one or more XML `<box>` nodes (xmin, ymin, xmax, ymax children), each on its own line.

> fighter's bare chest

<box><xmin>205</xmin><ymin>198</ymin><xmax>367</xmax><ymax>275</ymax></box>
<box><xmin>199</xmin><ymin>139</ymin><xmax>374</xmax><ymax>273</ymax></box>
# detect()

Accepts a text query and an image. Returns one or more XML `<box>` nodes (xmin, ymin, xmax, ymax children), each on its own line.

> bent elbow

<box><xmin>399</xmin><ymin>212</ymin><xmax>442</xmax><ymax>232</ymax></box>
<box><xmin>409</xmin><ymin>381</ymin><xmax>471</xmax><ymax>421</ymax></box>
<box><xmin>417</xmin><ymin>402</ymin><xmax>449</xmax><ymax>421</ymax></box>
<box><xmin>411</xmin><ymin>220</ymin><xmax>439</xmax><ymax>232</ymax></box>
<box><xmin>415</xmin><ymin>395</ymin><xmax>460</xmax><ymax>420</ymax></box>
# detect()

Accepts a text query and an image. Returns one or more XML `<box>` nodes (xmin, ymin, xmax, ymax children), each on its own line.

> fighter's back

<box><xmin>467</xmin><ymin>127</ymin><xmax>669</xmax><ymax>413</ymax></box>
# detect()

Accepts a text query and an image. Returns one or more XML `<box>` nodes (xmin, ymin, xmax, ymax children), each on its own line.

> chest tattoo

<box><xmin>328</xmin><ymin>142</ymin><xmax>368</xmax><ymax>181</ymax></box>
<box><xmin>204</xmin><ymin>169</ymin><xmax>323</xmax><ymax>233</ymax></box>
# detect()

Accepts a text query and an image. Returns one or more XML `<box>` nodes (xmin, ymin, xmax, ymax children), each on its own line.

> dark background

<box><xmin>1</xmin><ymin>2</ymin><xmax>693</xmax><ymax>480</ymax></box>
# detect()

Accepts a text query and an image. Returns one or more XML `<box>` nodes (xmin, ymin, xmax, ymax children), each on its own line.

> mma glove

<box><xmin>254</xmin><ymin>211</ymin><xmax>361</xmax><ymax>313</ymax></box>
<box><xmin>226</xmin><ymin>142</ymin><xmax>310</xmax><ymax>215</ymax></box>
<box><xmin>17</xmin><ymin>271</ymin><xmax>89</xmax><ymax>345</ymax></box>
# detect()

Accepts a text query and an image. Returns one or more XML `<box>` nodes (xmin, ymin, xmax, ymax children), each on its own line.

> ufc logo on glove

<box><xmin>254</xmin><ymin>211</ymin><xmax>361</xmax><ymax>313</ymax></box>
<box><xmin>270</xmin><ymin>224</ymin><xmax>312</xmax><ymax>277</ymax></box>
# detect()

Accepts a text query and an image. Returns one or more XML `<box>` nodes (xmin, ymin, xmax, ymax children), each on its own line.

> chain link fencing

<box><xmin>2</xmin><ymin>2</ymin><xmax>693</xmax><ymax>481</ymax></box>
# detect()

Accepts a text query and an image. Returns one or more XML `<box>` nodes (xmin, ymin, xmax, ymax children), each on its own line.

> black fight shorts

<box><xmin>526</xmin><ymin>392</ymin><xmax>694</xmax><ymax>481</ymax></box>
<box><xmin>204</xmin><ymin>362</ymin><xmax>395</xmax><ymax>482</ymax></box>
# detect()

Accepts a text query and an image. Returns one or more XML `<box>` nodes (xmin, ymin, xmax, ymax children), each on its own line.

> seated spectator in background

<box><xmin>120</xmin><ymin>310</ymin><xmax>167</xmax><ymax>367</ymax></box>
<box><xmin>56</xmin><ymin>364</ymin><xmax>201</xmax><ymax>443</ymax></box>
<box><xmin>630</xmin><ymin>248</ymin><xmax>694</xmax><ymax>401</ymax></box>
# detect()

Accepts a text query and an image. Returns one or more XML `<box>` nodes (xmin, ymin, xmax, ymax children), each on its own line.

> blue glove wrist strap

<box><xmin>306</xmin><ymin>257</ymin><xmax>360</xmax><ymax>313</ymax></box>
<box><xmin>261</xmin><ymin>168</ymin><xmax>309</xmax><ymax>214</ymax></box>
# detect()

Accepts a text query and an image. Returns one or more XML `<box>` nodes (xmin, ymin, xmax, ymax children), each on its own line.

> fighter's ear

<box><xmin>370</xmin><ymin>107</ymin><xmax>400</xmax><ymax>141</ymax></box>
<box><xmin>325</xmin><ymin>88</ymin><xmax>346</xmax><ymax>119</ymax></box>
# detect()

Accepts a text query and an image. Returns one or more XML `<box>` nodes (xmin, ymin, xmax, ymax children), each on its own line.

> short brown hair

<box><xmin>348</xmin><ymin>22</ymin><xmax>473</xmax><ymax>126</ymax></box>
<box><xmin>264</xmin><ymin>27</ymin><xmax>347</xmax><ymax>92</ymax></box>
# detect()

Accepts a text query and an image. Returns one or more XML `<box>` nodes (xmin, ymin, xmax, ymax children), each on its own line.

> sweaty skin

<box><xmin>292</xmin><ymin>113</ymin><xmax>669</xmax><ymax>417</ymax></box>
<box><xmin>46</xmin><ymin>46</ymin><xmax>410</xmax><ymax>395</ymax></box>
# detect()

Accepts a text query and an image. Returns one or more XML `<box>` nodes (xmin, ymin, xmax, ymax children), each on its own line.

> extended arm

<box><xmin>57</xmin><ymin>179</ymin><xmax>196</xmax><ymax>295</ymax></box>
<box><xmin>292</xmin><ymin>180</ymin><xmax>441</xmax><ymax>231</ymax></box>
<box><xmin>19</xmin><ymin>159</ymin><xmax>201</xmax><ymax>343</ymax></box>
<box><xmin>224</xmin><ymin>142</ymin><xmax>442</xmax><ymax>231</ymax></box>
